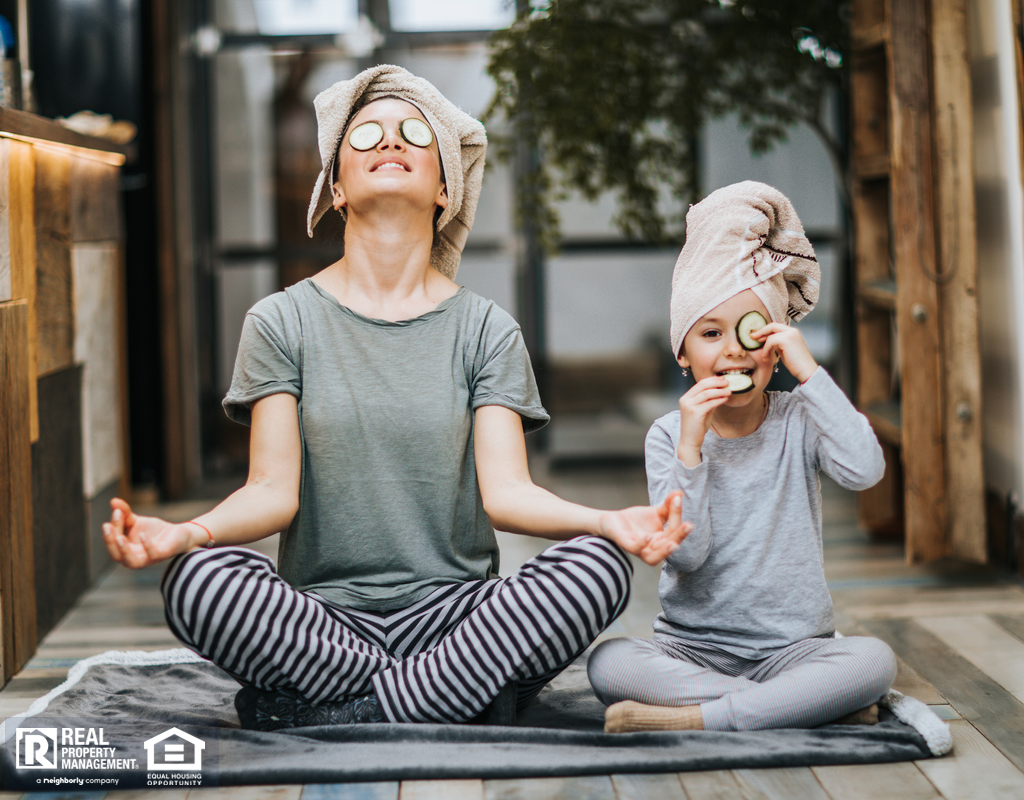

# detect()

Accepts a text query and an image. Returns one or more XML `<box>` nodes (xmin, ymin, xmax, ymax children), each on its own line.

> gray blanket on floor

<box><xmin>2</xmin><ymin>654</ymin><xmax>934</xmax><ymax>790</ymax></box>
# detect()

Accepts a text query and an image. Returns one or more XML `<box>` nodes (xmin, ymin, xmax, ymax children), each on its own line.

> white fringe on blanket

<box><xmin>1</xmin><ymin>648</ymin><xmax>205</xmax><ymax>744</ymax></box>
<box><xmin>879</xmin><ymin>690</ymin><xmax>953</xmax><ymax>757</ymax></box>
<box><xmin>833</xmin><ymin>632</ymin><xmax>952</xmax><ymax>757</ymax></box>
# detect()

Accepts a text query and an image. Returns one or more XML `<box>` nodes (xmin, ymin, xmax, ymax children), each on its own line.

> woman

<box><xmin>104</xmin><ymin>65</ymin><xmax>689</xmax><ymax>730</ymax></box>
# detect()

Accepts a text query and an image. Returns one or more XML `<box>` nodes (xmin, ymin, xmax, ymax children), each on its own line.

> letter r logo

<box><xmin>16</xmin><ymin>728</ymin><xmax>58</xmax><ymax>769</ymax></box>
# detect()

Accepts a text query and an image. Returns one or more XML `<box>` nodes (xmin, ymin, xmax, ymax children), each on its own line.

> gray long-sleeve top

<box><xmin>645</xmin><ymin>368</ymin><xmax>884</xmax><ymax>659</ymax></box>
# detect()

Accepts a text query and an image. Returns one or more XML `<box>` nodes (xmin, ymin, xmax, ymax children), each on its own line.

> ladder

<box><xmin>849</xmin><ymin>0</ymin><xmax>985</xmax><ymax>562</ymax></box>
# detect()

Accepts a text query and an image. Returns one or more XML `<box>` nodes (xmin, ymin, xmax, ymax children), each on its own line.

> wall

<box><xmin>972</xmin><ymin>0</ymin><xmax>1024</xmax><ymax>503</ymax></box>
<box><xmin>0</xmin><ymin>119</ymin><xmax>128</xmax><ymax>675</ymax></box>
<box><xmin>30</xmin><ymin>0</ymin><xmax>165</xmax><ymax>489</ymax></box>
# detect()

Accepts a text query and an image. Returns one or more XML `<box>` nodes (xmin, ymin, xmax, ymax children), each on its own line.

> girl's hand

<box><xmin>751</xmin><ymin>323</ymin><xmax>818</xmax><ymax>384</ymax></box>
<box><xmin>677</xmin><ymin>377</ymin><xmax>732</xmax><ymax>467</ymax></box>
<box><xmin>598</xmin><ymin>491</ymin><xmax>691</xmax><ymax>565</ymax></box>
<box><xmin>102</xmin><ymin>498</ymin><xmax>203</xmax><ymax>569</ymax></box>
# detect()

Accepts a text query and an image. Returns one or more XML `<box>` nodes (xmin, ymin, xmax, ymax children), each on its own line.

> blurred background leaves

<box><xmin>486</xmin><ymin>0</ymin><xmax>849</xmax><ymax>247</ymax></box>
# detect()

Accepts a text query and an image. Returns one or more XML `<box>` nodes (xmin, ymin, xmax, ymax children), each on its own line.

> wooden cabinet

<box><xmin>850</xmin><ymin>0</ymin><xmax>985</xmax><ymax>562</ymax></box>
<box><xmin>0</xmin><ymin>109</ymin><xmax>128</xmax><ymax>681</ymax></box>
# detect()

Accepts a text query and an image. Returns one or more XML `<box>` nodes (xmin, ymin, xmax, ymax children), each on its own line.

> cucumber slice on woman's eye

<box><xmin>349</xmin><ymin>121</ymin><xmax>384</xmax><ymax>151</ymax></box>
<box><xmin>724</xmin><ymin>373</ymin><xmax>755</xmax><ymax>393</ymax></box>
<box><xmin>736</xmin><ymin>311</ymin><xmax>768</xmax><ymax>350</ymax></box>
<box><xmin>400</xmin><ymin>118</ymin><xmax>433</xmax><ymax>147</ymax></box>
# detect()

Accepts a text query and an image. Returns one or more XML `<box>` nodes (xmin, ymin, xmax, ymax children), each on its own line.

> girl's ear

<box><xmin>676</xmin><ymin>352</ymin><xmax>689</xmax><ymax>369</ymax></box>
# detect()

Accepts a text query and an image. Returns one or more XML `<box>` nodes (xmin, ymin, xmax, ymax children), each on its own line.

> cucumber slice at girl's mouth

<box><xmin>736</xmin><ymin>311</ymin><xmax>768</xmax><ymax>350</ymax></box>
<box><xmin>723</xmin><ymin>373</ymin><xmax>754</xmax><ymax>393</ymax></box>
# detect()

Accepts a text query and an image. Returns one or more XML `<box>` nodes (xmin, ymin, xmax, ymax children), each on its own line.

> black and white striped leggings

<box><xmin>161</xmin><ymin>535</ymin><xmax>632</xmax><ymax>724</ymax></box>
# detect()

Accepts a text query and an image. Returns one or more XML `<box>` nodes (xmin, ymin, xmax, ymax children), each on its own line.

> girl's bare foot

<box><xmin>604</xmin><ymin>701</ymin><xmax>704</xmax><ymax>733</ymax></box>
<box><xmin>832</xmin><ymin>703</ymin><xmax>879</xmax><ymax>725</ymax></box>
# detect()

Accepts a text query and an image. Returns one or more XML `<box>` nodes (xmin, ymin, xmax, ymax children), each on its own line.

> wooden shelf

<box><xmin>858</xmin><ymin>279</ymin><xmax>897</xmax><ymax>310</ymax></box>
<box><xmin>852</xmin><ymin>22</ymin><xmax>889</xmax><ymax>52</ymax></box>
<box><xmin>0</xmin><ymin>107</ymin><xmax>132</xmax><ymax>162</ymax></box>
<box><xmin>864</xmin><ymin>400</ymin><xmax>902</xmax><ymax>447</ymax></box>
<box><xmin>854</xmin><ymin>153</ymin><xmax>891</xmax><ymax>180</ymax></box>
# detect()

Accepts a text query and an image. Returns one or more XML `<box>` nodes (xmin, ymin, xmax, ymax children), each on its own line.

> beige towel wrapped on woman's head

<box><xmin>670</xmin><ymin>181</ymin><xmax>820</xmax><ymax>357</ymax></box>
<box><xmin>306</xmin><ymin>64</ymin><xmax>487</xmax><ymax>280</ymax></box>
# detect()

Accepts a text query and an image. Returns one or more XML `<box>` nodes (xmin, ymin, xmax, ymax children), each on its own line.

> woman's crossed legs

<box><xmin>162</xmin><ymin>536</ymin><xmax>632</xmax><ymax>724</ymax></box>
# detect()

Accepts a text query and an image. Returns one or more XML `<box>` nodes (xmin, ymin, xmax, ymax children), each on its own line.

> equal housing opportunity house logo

<box><xmin>144</xmin><ymin>728</ymin><xmax>205</xmax><ymax>771</ymax></box>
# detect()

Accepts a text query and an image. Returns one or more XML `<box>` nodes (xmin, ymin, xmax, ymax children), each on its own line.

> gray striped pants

<box><xmin>161</xmin><ymin>536</ymin><xmax>632</xmax><ymax>723</ymax></box>
<box><xmin>587</xmin><ymin>634</ymin><xmax>896</xmax><ymax>730</ymax></box>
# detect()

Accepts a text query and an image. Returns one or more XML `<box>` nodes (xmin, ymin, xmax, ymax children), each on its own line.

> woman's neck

<box><xmin>314</xmin><ymin>210</ymin><xmax>458</xmax><ymax>321</ymax></box>
<box><xmin>709</xmin><ymin>392</ymin><xmax>769</xmax><ymax>439</ymax></box>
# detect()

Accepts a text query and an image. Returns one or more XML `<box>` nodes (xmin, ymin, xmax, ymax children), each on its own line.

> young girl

<box><xmin>587</xmin><ymin>181</ymin><xmax>897</xmax><ymax>733</ymax></box>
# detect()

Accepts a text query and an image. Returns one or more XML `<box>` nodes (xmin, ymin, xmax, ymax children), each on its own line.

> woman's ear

<box><xmin>435</xmin><ymin>183</ymin><xmax>449</xmax><ymax>210</ymax></box>
<box><xmin>676</xmin><ymin>352</ymin><xmax>689</xmax><ymax>370</ymax></box>
<box><xmin>332</xmin><ymin>181</ymin><xmax>347</xmax><ymax>211</ymax></box>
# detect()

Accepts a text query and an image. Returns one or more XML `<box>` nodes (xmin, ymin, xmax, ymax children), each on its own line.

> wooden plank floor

<box><xmin>3</xmin><ymin>462</ymin><xmax>1023</xmax><ymax>799</ymax></box>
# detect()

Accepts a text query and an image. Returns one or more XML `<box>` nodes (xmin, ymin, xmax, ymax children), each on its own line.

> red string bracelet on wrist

<box><xmin>188</xmin><ymin>520</ymin><xmax>214</xmax><ymax>548</ymax></box>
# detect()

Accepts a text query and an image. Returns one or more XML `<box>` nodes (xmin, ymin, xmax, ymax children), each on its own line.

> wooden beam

<box><xmin>888</xmin><ymin>0</ymin><xmax>948</xmax><ymax>562</ymax></box>
<box><xmin>859</xmin><ymin>442</ymin><xmax>905</xmax><ymax>537</ymax></box>
<box><xmin>152</xmin><ymin>0</ymin><xmax>199</xmax><ymax>498</ymax></box>
<box><xmin>931</xmin><ymin>0</ymin><xmax>986</xmax><ymax>563</ymax></box>
<box><xmin>34</xmin><ymin>145</ymin><xmax>74</xmax><ymax>378</ymax></box>
<box><xmin>70</xmin><ymin>157</ymin><xmax>123</xmax><ymax>244</ymax></box>
<box><xmin>72</xmin><ymin>244</ymin><xmax>124</xmax><ymax>498</ymax></box>
<box><xmin>9</xmin><ymin>139</ymin><xmax>38</xmax><ymax>442</ymax></box>
<box><xmin>851</xmin><ymin>56</ymin><xmax>902</xmax><ymax>534</ymax></box>
<box><xmin>31</xmin><ymin>366</ymin><xmax>88</xmax><ymax>640</ymax></box>
<box><xmin>1014</xmin><ymin>1</ymin><xmax>1024</xmax><ymax>180</ymax></box>
<box><xmin>853</xmin><ymin>0</ymin><xmax>888</xmax><ymax>32</ymax></box>
<box><xmin>116</xmin><ymin>245</ymin><xmax>131</xmax><ymax>500</ymax></box>
<box><xmin>0</xmin><ymin>300</ymin><xmax>36</xmax><ymax>680</ymax></box>
<box><xmin>0</xmin><ymin>140</ymin><xmax>8</xmax><ymax>303</ymax></box>
<box><xmin>851</xmin><ymin>49</ymin><xmax>889</xmax><ymax>171</ymax></box>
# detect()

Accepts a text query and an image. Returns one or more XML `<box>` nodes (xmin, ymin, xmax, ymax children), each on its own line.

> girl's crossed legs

<box><xmin>587</xmin><ymin>633</ymin><xmax>896</xmax><ymax>731</ymax></box>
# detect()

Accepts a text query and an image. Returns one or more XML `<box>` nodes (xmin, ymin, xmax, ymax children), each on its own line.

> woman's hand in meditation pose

<box><xmin>103</xmin><ymin>499</ymin><xmax>204</xmax><ymax>568</ymax></box>
<box><xmin>474</xmin><ymin>405</ymin><xmax>691</xmax><ymax>566</ymax></box>
<box><xmin>597</xmin><ymin>492</ymin><xmax>690</xmax><ymax>565</ymax></box>
<box><xmin>103</xmin><ymin>393</ymin><xmax>301</xmax><ymax>569</ymax></box>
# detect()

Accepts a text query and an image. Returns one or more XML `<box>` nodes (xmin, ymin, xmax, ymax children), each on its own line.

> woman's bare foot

<box><xmin>604</xmin><ymin>701</ymin><xmax>704</xmax><ymax>733</ymax></box>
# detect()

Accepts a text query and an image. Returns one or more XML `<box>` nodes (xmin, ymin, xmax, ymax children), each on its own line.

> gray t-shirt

<box><xmin>224</xmin><ymin>279</ymin><xmax>548</xmax><ymax>611</ymax></box>
<box><xmin>645</xmin><ymin>368</ymin><xmax>884</xmax><ymax>659</ymax></box>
